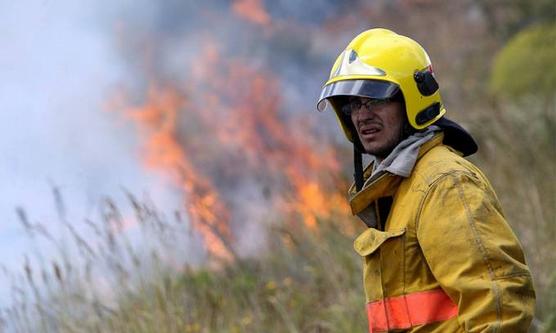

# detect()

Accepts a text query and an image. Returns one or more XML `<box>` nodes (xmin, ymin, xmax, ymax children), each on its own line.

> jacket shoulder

<box><xmin>410</xmin><ymin>144</ymin><xmax>482</xmax><ymax>188</ymax></box>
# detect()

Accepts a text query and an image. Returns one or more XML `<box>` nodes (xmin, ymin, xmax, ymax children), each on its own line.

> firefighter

<box><xmin>316</xmin><ymin>28</ymin><xmax>535</xmax><ymax>332</ymax></box>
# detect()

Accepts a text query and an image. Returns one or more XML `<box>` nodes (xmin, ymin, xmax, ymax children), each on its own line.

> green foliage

<box><xmin>490</xmin><ymin>23</ymin><xmax>556</xmax><ymax>101</ymax></box>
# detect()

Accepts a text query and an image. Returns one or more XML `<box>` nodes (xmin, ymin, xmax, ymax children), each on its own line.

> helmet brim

<box><xmin>317</xmin><ymin>79</ymin><xmax>400</xmax><ymax>111</ymax></box>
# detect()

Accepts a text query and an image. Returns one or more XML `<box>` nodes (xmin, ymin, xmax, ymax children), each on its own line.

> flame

<box><xmin>190</xmin><ymin>42</ymin><xmax>349</xmax><ymax>229</ymax></box>
<box><xmin>114</xmin><ymin>35</ymin><xmax>349</xmax><ymax>261</ymax></box>
<box><xmin>232</xmin><ymin>0</ymin><xmax>271</xmax><ymax>26</ymax></box>
<box><xmin>123</xmin><ymin>85</ymin><xmax>235</xmax><ymax>262</ymax></box>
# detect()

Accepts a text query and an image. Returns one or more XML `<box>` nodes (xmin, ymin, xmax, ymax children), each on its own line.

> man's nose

<box><xmin>354</xmin><ymin>106</ymin><xmax>376</xmax><ymax>120</ymax></box>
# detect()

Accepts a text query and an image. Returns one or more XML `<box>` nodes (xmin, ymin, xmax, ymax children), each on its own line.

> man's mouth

<box><xmin>361</xmin><ymin>128</ymin><xmax>379</xmax><ymax>135</ymax></box>
<box><xmin>359</xmin><ymin>124</ymin><xmax>381</xmax><ymax>137</ymax></box>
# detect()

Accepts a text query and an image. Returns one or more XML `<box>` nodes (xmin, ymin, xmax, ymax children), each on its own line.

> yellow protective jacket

<box><xmin>350</xmin><ymin>133</ymin><xmax>535</xmax><ymax>332</ymax></box>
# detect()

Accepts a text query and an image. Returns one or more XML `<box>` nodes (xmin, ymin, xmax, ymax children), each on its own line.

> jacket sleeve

<box><xmin>416</xmin><ymin>171</ymin><xmax>536</xmax><ymax>332</ymax></box>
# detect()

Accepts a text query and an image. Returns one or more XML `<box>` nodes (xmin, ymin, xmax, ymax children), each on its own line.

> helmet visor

<box><xmin>317</xmin><ymin>79</ymin><xmax>399</xmax><ymax>111</ymax></box>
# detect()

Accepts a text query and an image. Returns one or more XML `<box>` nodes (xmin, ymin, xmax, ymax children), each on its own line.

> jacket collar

<box><xmin>348</xmin><ymin>133</ymin><xmax>445</xmax><ymax>215</ymax></box>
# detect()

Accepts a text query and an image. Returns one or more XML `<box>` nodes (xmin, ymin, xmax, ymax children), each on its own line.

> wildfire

<box><xmin>188</xmin><ymin>42</ymin><xmax>349</xmax><ymax>229</ymax></box>
<box><xmin>114</xmin><ymin>27</ymin><xmax>349</xmax><ymax>262</ymax></box>
<box><xmin>123</xmin><ymin>85</ymin><xmax>235</xmax><ymax>262</ymax></box>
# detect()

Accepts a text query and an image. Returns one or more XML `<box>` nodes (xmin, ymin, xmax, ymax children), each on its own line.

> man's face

<box><xmin>349</xmin><ymin>96</ymin><xmax>405</xmax><ymax>158</ymax></box>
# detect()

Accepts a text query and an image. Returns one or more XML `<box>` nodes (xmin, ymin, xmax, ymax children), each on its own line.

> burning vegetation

<box><xmin>112</xmin><ymin>15</ymin><xmax>351</xmax><ymax>261</ymax></box>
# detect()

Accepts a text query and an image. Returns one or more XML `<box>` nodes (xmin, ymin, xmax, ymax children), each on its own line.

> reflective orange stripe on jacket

<box><xmin>367</xmin><ymin>288</ymin><xmax>458</xmax><ymax>332</ymax></box>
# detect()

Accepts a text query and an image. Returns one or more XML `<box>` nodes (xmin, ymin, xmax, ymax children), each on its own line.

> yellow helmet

<box><xmin>317</xmin><ymin>28</ymin><xmax>445</xmax><ymax>143</ymax></box>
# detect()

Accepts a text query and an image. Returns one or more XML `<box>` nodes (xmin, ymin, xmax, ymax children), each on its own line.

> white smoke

<box><xmin>0</xmin><ymin>0</ymin><xmax>185</xmax><ymax>307</ymax></box>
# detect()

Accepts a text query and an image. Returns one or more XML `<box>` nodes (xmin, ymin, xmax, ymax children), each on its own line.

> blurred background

<box><xmin>0</xmin><ymin>0</ymin><xmax>554</xmax><ymax>332</ymax></box>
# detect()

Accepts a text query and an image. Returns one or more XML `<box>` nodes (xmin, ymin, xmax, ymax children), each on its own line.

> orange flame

<box><xmin>232</xmin><ymin>0</ymin><xmax>271</xmax><ymax>26</ymax></box>
<box><xmin>114</xmin><ymin>36</ymin><xmax>350</xmax><ymax>261</ymax></box>
<box><xmin>190</xmin><ymin>41</ymin><xmax>349</xmax><ymax>229</ymax></box>
<box><xmin>123</xmin><ymin>85</ymin><xmax>235</xmax><ymax>262</ymax></box>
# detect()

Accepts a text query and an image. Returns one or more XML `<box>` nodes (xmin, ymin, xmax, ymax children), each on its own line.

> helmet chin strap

<box><xmin>354</xmin><ymin>144</ymin><xmax>364</xmax><ymax>192</ymax></box>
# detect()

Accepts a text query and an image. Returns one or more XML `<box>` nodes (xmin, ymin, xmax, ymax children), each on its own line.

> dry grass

<box><xmin>3</xmin><ymin>196</ymin><xmax>367</xmax><ymax>333</ymax></box>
